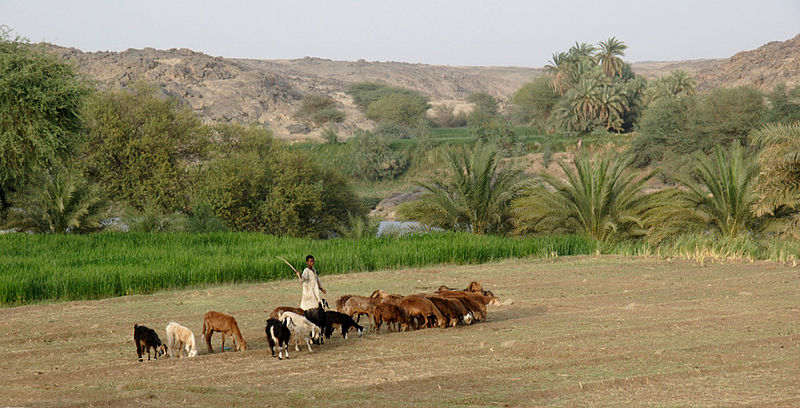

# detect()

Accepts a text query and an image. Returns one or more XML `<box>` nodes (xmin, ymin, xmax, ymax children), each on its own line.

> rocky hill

<box><xmin>693</xmin><ymin>33</ymin><xmax>800</xmax><ymax>91</ymax></box>
<box><xmin>45</xmin><ymin>33</ymin><xmax>800</xmax><ymax>140</ymax></box>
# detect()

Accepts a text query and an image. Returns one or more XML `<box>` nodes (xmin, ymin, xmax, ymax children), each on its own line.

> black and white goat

<box><xmin>265</xmin><ymin>317</ymin><xmax>292</xmax><ymax>360</ymax></box>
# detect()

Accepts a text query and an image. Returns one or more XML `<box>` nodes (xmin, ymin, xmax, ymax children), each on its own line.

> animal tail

<box><xmin>202</xmin><ymin>319</ymin><xmax>207</xmax><ymax>337</ymax></box>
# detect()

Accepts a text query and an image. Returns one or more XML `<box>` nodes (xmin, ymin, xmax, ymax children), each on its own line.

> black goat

<box><xmin>324</xmin><ymin>310</ymin><xmax>364</xmax><ymax>339</ymax></box>
<box><xmin>303</xmin><ymin>303</ymin><xmax>328</xmax><ymax>345</ymax></box>
<box><xmin>134</xmin><ymin>324</ymin><xmax>167</xmax><ymax>361</ymax></box>
<box><xmin>265</xmin><ymin>317</ymin><xmax>292</xmax><ymax>360</ymax></box>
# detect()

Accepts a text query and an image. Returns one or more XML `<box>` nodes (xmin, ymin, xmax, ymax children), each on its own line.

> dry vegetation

<box><xmin>2</xmin><ymin>256</ymin><xmax>798</xmax><ymax>407</ymax></box>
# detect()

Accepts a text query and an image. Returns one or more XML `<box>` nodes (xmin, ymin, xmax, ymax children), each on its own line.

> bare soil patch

<box><xmin>1</xmin><ymin>256</ymin><xmax>798</xmax><ymax>407</ymax></box>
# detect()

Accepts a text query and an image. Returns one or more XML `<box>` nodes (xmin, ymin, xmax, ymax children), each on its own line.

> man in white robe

<box><xmin>295</xmin><ymin>255</ymin><xmax>327</xmax><ymax>310</ymax></box>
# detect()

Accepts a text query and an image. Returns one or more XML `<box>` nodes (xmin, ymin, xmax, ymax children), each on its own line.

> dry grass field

<box><xmin>1</xmin><ymin>256</ymin><xmax>798</xmax><ymax>407</ymax></box>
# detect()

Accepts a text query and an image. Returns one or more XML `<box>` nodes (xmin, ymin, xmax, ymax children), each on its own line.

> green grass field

<box><xmin>0</xmin><ymin>232</ymin><xmax>594</xmax><ymax>305</ymax></box>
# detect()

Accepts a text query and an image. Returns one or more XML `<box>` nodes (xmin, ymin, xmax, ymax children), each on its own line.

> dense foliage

<box><xmin>347</xmin><ymin>82</ymin><xmax>430</xmax><ymax>125</ymax></box>
<box><xmin>294</xmin><ymin>94</ymin><xmax>345</xmax><ymax>126</ymax></box>
<box><xmin>83</xmin><ymin>82</ymin><xmax>208</xmax><ymax>212</ymax></box>
<box><xmin>0</xmin><ymin>30</ymin><xmax>91</xmax><ymax>214</ymax></box>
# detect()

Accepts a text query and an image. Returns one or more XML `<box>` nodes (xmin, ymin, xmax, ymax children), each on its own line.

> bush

<box><xmin>374</xmin><ymin>122</ymin><xmax>410</xmax><ymax>139</ymax></box>
<box><xmin>199</xmin><ymin>124</ymin><xmax>361</xmax><ymax>237</ymax></box>
<box><xmin>83</xmin><ymin>82</ymin><xmax>208</xmax><ymax>212</ymax></box>
<box><xmin>629</xmin><ymin>95</ymin><xmax>697</xmax><ymax>167</ymax></box>
<box><xmin>467</xmin><ymin>92</ymin><xmax>499</xmax><ymax>117</ymax></box>
<box><xmin>510</xmin><ymin>76</ymin><xmax>560</xmax><ymax>126</ymax></box>
<box><xmin>764</xmin><ymin>83</ymin><xmax>800</xmax><ymax>125</ymax></box>
<box><xmin>349</xmin><ymin>130</ymin><xmax>409</xmax><ymax>181</ymax></box>
<box><xmin>695</xmin><ymin>86</ymin><xmax>765</xmax><ymax>147</ymax></box>
<box><xmin>295</xmin><ymin>94</ymin><xmax>345</xmax><ymax>126</ymax></box>
<box><xmin>365</xmin><ymin>92</ymin><xmax>430</xmax><ymax>125</ymax></box>
<box><xmin>468</xmin><ymin>114</ymin><xmax>517</xmax><ymax>150</ymax></box>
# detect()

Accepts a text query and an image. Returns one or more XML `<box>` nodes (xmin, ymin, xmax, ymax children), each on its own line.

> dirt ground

<box><xmin>1</xmin><ymin>256</ymin><xmax>798</xmax><ymax>407</ymax></box>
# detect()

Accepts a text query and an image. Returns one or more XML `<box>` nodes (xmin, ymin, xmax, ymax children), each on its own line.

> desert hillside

<box><xmin>45</xmin><ymin>33</ymin><xmax>800</xmax><ymax>140</ymax></box>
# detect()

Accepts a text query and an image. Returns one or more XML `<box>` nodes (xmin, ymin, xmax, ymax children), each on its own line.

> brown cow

<box><xmin>371</xmin><ymin>303</ymin><xmax>409</xmax><ymax>333</ymax></box>
<box><xmin>399</xmin><ymin>296</ymin><xmax>446</xmax><ymax>330</ymax></box>
<box><xmin>269</xmin><ymin>306</ymin><xmax>304</xmax><ymax>320</ymax></box>
<box><xmin>202</xmin><ymin>311</ymin><xmax>247</xmax><ymax>353</ymax></box>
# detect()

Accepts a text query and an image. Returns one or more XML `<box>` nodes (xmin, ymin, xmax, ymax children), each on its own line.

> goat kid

<box><xmin>265</xmin><ymin>317</ymin><xmax>292</xmax><ymax>360</ymax></box>
<box><xmin>165</xmin><ymin>322</ymin><xmax>197</xmax><ymax>358</ymax></box>
<box><xmin>134</xmin><ymin>324</ymin><xmax>167</xmax><ymax>361</ymax></box>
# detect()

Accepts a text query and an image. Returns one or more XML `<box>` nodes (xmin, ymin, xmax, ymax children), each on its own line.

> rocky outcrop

<box><xmin>693</xmin><ymin>34</ymin><xmax>800</xmax><ymax>91</ymax></box>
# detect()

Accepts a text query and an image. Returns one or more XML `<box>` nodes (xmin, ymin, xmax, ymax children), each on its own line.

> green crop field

<box><xmin>0</xmin><ymin>232</ymin><xmax>594</xmax><ymax>305</ymax></box>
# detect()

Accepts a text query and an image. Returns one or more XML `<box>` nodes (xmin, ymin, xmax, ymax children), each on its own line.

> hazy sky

<box><xmin>3</xmin><ymin>0</ymin><xmax>799</xmax><ymax>67</ymax></box>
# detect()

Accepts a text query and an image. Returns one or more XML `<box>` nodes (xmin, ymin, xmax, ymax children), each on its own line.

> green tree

<box><xmin>510</xmin><ymin>76</ymin><xmax>560</xmax><ymax>126</ymax></box>
<box><xmin>646</xmin><ymin>144</ymin><xmax>762</xmax><ymax>242</ymax></box>
<box><xmin>695</xmin><ymin>86</ymin><xmax>765</xmax><ymax>148</ymax></box>
<box><xmin>349</xmin><ymin>130</ymin><xmax>409</xmax><ymax>180</ymax></box>
<box><xmin>764</xmin><ymin>83</ymin><xmax>800</xmax><ymax>124</ymax></box>
<box><xmin>83</xmin><ymin>82</ymin><xmax>208</xmax><ymax>212</ymax></box>
<box><xmin>0</xmin><ymin>27</ymin><xmax>91</xmax><ymax>214</ymax></box>
<box><xmin>628</xmin><ymin>95</ymin><xmax>697</xmax><ymax>166</ymax></box>
<box><xmin>513</xmin><ymin>154</ymin><xmax>659</xmax><ymax>242</ymax></box>
<box><xmin>597</xmin><ymin>37</ymin><xmax>628</xmax><ymax>78</ymax></box>
<box><xmin>365</xmin><ymin>92</ymin><xmax>430</xmax><ymax>125</ymax></box>
<box><xmin>648</xmin><ymin>70</ymin><xmax>697</xmax><ymax>103</ymax></box>
<box><xmin>466</xmin><ymin>92</ymin><xmax>499</xmax><ymax>117</ymax></box>
<box><xmin>3</xmin><ymin>165</ymin><xmax>108</xmax><ymax>233</ymax></box>
<box><xmin>398</xmin><ymin>144</ymin><xmax>529</xmax><ymax>235</ymax></box>
<box><xmin>199</xmin><ymin>124</ymin><xmax>361</xmax><ymax>236</ymax></box>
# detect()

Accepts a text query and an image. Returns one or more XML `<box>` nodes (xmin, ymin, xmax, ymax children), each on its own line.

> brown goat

<box><xmin>342</xmin><ymin>296</ymin><xmax>376</xmax><ymax>323</ymax></box>
<box><xmin>269</xmin><ymin>306</ymin><xmax>304</xmax><ymax>320</ymax></box>
<box><xmin>424</xmin><ymin>295</ymin><xmax>458</xmax><ymax>327</ymax></box>
<box><xmin>435</xmin><ymin>292</ymin><xmax>487</xmax><ymax>321</ymax></box>
<box><xmin>202</xmin><ymin>311</ymin><xmax>247</xmax><ymax>353</ymax></box>
<box><xmin>371</xmin><ymin>303</ymin><xmax>409</xmax><ymax>333</ymax></box>
<box><xmin>399</xmin><ymin>295</ymin><xmax>446</xmax><ymax>330</ymax></box>
<box><xmin>335</xmin><ymin>295</ymin><xmax>355</xmax><ymax>312</ymax></box>
<box><xmin>371</xmin><ymin>289</ymin><xmax>404</xmax><ymax>305</ymax></box>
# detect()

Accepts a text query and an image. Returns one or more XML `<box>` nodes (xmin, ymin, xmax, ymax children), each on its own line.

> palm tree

<box><xmin>513</xmin><ymin>154</ymin><xmax>660</xmax><ymax>242</ymax></box>
<box><xmin>545</xmin><ymin>52</ymin><xmax>569</xmax><ymax>96</ymax></box>
<box><xmin>646</xmin><ymin>144</ymin><xmax>761</xmax><ymax>243</ymax></box>
<box><xmin>597</xmin><ymin>37</ymin><xmax>628</xmax><ymax>78</ymax></box>
<box><xmin>750</xmin><ymin>122</ymin><xmax>800</xmax><ymax>236</ymax></box>
<box><xmin>595</xmin><ymin>84</ymin><xmax>629</xmax><ymax>132</ymax></box>
<box><xmin>568</xmin><ymin>42</ymin><xmax>597</xmax><ymax>61</ymax></box>
<box><xmin>4</xmin><ymin>166</ymin><xmax>109</xmax><ymax>233</ymax></box>
<box><xmin>398</xmin><ymin>145</ymin><xmax>530</xmax><ymax>235</ymax></box>
<box><xmin>648</xmin><ymin>70</ymin><xmax>697</xmax><ymax>103</ymax></box>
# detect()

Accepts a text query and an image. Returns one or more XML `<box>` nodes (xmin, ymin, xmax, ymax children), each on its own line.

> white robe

<box><xmin>300</xmin><ymin>267</ymin><xmax>324</xmax><ymax>310</ymax></box>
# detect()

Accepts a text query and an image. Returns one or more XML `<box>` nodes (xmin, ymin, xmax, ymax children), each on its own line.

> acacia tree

<box><xmin>0</xmin><ymin>27</ymin><xmax>91</xmax><ymax>214</ymax></box>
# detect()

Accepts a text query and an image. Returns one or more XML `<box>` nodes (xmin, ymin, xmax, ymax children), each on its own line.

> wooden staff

<box><xmin>277</xmin><ymin>256</ymin><xmax>301</xmax><ymax>278</ymax></box>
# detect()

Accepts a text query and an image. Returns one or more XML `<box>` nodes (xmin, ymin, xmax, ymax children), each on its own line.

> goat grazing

<box><xmin>279</xmin><ymin>311</ymin><xmax>322</xmax><ymax>353</ymax></box>
<box><xmin>265</xmin><ymin>317</ymin><xmax>292</xmax><ymax>360</ymax></box>
<box><xmin>399</xmin><ymin>295</ymin><xmax>446</xmax><ymax>330</ymax></box>
<box><xmin>342</xmin><ymin>296</ymin><xmax>376</xmax><ymax>323</ymax></box>
<box><xmin>134</xmin><ymin>324</ymin><xmax>167</xmax><ymax>361</ymax></box>
<box><xmin>165</xmin><ymin>322</ymin><xmax>197</xmax><ymax>358</ymax></box>
<box><xmin>202</xmin><ymin>311</ymin><xmax>247</xmax><ymax>353</ymax></box>
<box><xmin>371</xmin><ymin>303</ymin><xmax>408</xmax><ymax>333</ymax></box>
<box><xmin>324</xmin><ymin>310</ymin><xmax>364</xmax><ymax>339</ymax></box>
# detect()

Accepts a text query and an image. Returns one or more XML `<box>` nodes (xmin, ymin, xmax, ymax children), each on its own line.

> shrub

<box><xmin>510</xmin><ymin>76</ymin><xmax>560</xmax><ymax>126</ymax></box>
<box><xmin>694</xmin><ymin>86</ymin><xmax>765</xmax><ymax>147</ymax></box>
<box><xmin>629</xmin><ymin>96</ymin><xmax>697</xmax><ymax>167</ymax></box>
<box><xmin>365</xmin><ymin>92</ymin><xmax>430</xmax><ymax>125</ymax></box>
<box><xmin>467</xmin><ymin>92</ymin><xmax>499</xmax><ymax>117</ymax></box>
<box><xmin>349</xmin><ymin>130</ymin><xmax>409</xmax><ymax>181</ymax></box>
<box><xmin>764</xmin><ymin>83</ymin><xmax>800</xmax><ymax>125</ymax></box>
<box><xmin>83</xmin><ymin>82</ymin><xmax>208</xmax><ymax>212</ymax></box>
<box><xmin>374</xmin><ymin>122</ymin><xmax>410</xmax><ymax>139</ymax></box>
<box><xmin>295</xmin><ymin>94</ymin><xmax>345</xmax><ymax>126</ymax></box>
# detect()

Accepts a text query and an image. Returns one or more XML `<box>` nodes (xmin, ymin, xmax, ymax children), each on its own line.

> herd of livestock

<box><xmin>133</xmin><ymin>281</ymin><xmax>499</xmax><ymax>362</ymax></box>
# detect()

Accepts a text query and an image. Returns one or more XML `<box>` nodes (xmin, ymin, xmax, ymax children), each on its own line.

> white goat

<box><xmin>165</xmin><ymin>322</ymin><xmax>197</xmax><ymax>358</ymax></box>
<box><xmin>279</xmin><ymin>311</ymin><xmax>322</xmax><ymax>353</ymax></box>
